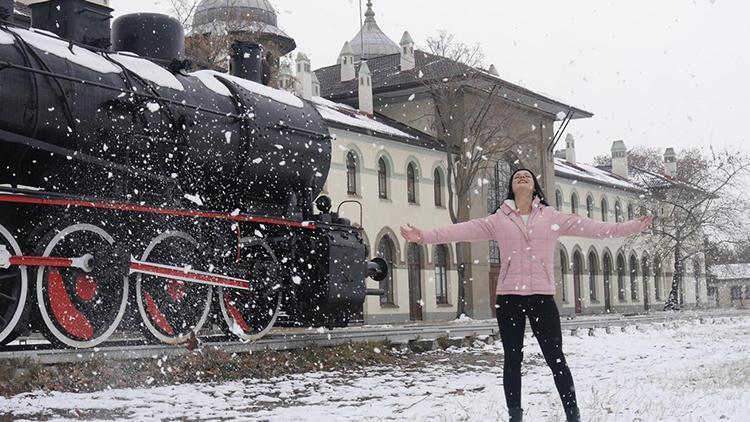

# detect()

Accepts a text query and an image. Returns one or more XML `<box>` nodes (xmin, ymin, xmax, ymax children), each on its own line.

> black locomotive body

<box><xmin>0</xmin><ymin>2</ymin><xmax>384</xmax><ymax>349</ymax></box>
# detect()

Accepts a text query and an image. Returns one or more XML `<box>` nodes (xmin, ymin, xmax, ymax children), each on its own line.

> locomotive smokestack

<box><xmin>30</xmin><ymin>0</ymin><xmax>113</xmax><ymax>49</ymax></box>
<box><xmin>230</xmin><ymin>41</ymin><xmax>269</xmax><ymax>85</ymax></box>
<box><xmin>112</xmin><ymin>13</ymin><xmax>185</xmax><ymax>64</ymax></box>
<box><xmin>0</xmin><ymin>0</ymin><xmax>13</xmax><ymax>22</ymax></box>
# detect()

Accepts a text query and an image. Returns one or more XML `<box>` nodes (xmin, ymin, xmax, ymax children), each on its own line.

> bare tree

<box><xmin>631</xmin><ymin>147</ymin><xmax>750</xmax><ymax>310</ymax></box>
<box><xmin>416</xmin><ymin>31</ymin><xmax>543</xmax><ymax>316</ymax></box>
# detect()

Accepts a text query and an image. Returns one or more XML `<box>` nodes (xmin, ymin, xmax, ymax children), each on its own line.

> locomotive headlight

<box><xmin>315</xmin><ymin>195</ymin><xmax>332</xmax><ymax>214</ymax></box>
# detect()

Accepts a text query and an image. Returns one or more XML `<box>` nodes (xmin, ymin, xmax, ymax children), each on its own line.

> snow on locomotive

<box><xmin>0</xmin><ymin>0</ymin><xmax>386</xmax><ymax>348</ymax></box>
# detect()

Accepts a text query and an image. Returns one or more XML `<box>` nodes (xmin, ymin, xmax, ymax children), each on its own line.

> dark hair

<box><xmin>505</xmin><ymin>168</ymin><xmax>550</xmax><ymax>206</ymax></box>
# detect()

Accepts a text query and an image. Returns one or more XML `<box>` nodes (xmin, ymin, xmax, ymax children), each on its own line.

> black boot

<box><xmin>508</xmin><ymin>407</ymin><xmax>523</xmax><ymax>422</ymax></box>
<box><xmin>564</xmin><ymin>406</ymin><xmax>581</xmax><ymax>422</ymax></box>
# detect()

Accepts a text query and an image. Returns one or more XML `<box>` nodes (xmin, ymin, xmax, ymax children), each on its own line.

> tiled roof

<box><xmin>314</xmin><ymin>50</ymin><xmax>593</xmax><ymax>120</ymax></box>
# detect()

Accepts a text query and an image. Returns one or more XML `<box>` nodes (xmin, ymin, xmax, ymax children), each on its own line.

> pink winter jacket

<box><xmin>421</xmin><ymin>197</ymin><xmax>643</xmax><ymax>296</ymax></box>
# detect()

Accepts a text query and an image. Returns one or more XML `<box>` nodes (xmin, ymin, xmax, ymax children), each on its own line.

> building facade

<box><xmin>708</xmin><ymin>264</ymin><xmax>750</xmax><ymax>308</ymax></box>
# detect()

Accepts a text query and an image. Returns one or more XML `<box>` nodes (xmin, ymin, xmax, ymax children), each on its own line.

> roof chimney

<box><xmin>611</xmin><ymin>140</ymin><xmax>628</xmax><ymax>179</ymax></box>
<box><xmin>400</xmin><ymin>31</ymin><xmax>415</xmax><ymax>72</ymax></box>
<box><xmin>296</xmin><ymin>51</ymin><xmax>312</xmax><ymax>100</ymax></box>
<box><xmin>565</xmin><ymin>133</ymin><xmax>576</xmax><ymax>164</ymax></box>
<box><xmin>278</xmin><ymin>61</ymin><xmax>296</xmax><ymax>92</ymax></box>
<box><xmin>312</xmin><ymin>72</ymin><xmax>321</xmax><ymax>98</ymax></box>
<box><xmin>358</xmin><ymin>61</ymin><xmax>373</xmax><ymax>114</ymax></box>
<box><xmin>339</xmin><ymin>41</ymin><xmax>355</xmax><ymax>82</ymax></box>
<box><xmin>488</xmin><ymin>64</ymin><xmax>499</xmax><ymax>76</ymax></box>
<box><xmin>663</xmin><ymin>147</ymin><xmax>677</xmax><ymax>178</ymax></box>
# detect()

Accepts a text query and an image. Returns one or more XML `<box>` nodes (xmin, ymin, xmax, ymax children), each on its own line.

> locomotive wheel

<box><xmin>135</xmin><ymin>231</ymin><xmax>212</xmax><ymax>344</ymax></box>
<box><xmin>218</xmin><ymin>237</ymin><xmax>282</xmax><ymax>341</ymax></box>
<box><xmin>35</xmin><ymin>223</ymin><xmax>128</xmax><ymax>348</ymax></box>
<box><xmin>0</xmin><ymin>223</ymin><xmax>28</xmax><ymax>346</ymax></box>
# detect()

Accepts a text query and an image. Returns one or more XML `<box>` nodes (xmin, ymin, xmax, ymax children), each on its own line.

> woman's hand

<box><xmin>400</xmin><ymin>224</ymin><xmax>424</xmax><ymax>244</ymax></box>
<box><xmin>638</xmin><ymin>215</ymin><xmax>656</xmax><ymax>232</ymax></box>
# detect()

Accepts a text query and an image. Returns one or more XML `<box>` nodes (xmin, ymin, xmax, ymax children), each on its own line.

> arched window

<box><xmin>654</xmin><ymin>257</ymin><xmax>662</xmax><ymax>300</ymax></box>
<box><xmin>376</xmin><ymin>235</ymin><xmax>395</xmax><ymax>305</ymax></box>
<box><xmin>601</xmin><ymin>198</ymin><xmax>608</xmax><ymax>222</ymax></box>
<box><xmin>617</xmin><ymin>254</ymin><xmax>626</xmax><ymax>301</ymax></box>
<box><xmin>629</xmin><ymin>254</ymin><xmax>638</xmax><ymax>301</ymax></box>
<box><xmin>627</xmin><ymin>203</ymin><xmax>634</xmax><ymax>220</ymax></box>
<box><xmin>588</xmin><ymin>251</ymin><xmax>598</xmax><ymax>301</ymax></box>
<box><xmin>555</xmin><ymin>189</ymin><xmax>563</xmax><ymax>210</ymax></box>
<box><xmin>571</xmin><ymin>193</ymin><xmax>579</xmax><ymax>215</ymax></box>
<box><xmin>641</xmin><ymin>256</ymin><xmax>650</xmax><ymax>309</ymax></box>
<box><xmin>560</xmin><ymin>249</ymin><xmax>568</xmax><ymax>302</ymax></box>
<box><xmin>407</xmin><ymin>163</ymin><xmax>417</xmax><ymax>204</ymax></box>
<box><xmin>434</xmin><ymin>169</ymin><xmax>443</xmax><ymax>207</ymax></box>
<box><xmin>434</xmin><ymin>245</ymin><xmax>449</xmax><ymax>304</ymax></box>
<box><xmin>378</xmin><ymin>158</ymin><xmax>388</xmax><ymax>199</ymax></box>
<box><xmin>586</xmin><ymin>195</ymin><xmax>594</xmax><ymax>219</ymax></box>
<box><xmin>346</xmin><ymin>152</ymin><xmax>357</xmax><ymax>195</ymax></box>
<box><xmin>615</xmin><ymin>201</ymin><xmax>622</xmax><ymax>222</ymax></box>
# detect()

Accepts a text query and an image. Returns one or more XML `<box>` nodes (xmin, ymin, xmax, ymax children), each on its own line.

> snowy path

<box><xmin>2</xmin><ymin>316</ymin><xmax>749</xmax><ymax>421</ymax></box>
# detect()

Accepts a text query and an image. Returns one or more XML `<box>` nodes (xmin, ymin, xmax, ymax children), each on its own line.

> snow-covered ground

<box><xmin>2</xmin><ymin>315</ymin><xmax>749</xmax><ymax>421</ymax></box>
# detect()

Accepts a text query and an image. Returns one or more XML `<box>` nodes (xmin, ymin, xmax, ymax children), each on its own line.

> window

<box><xmin>377</xmin><ymin>236</ymin><xmax>396</xmax><ymax>305</ymax></box>
<box><xmin>746</xmin><ymin>287</ymin><xmax>750</xmax><ymax>300</ymax></box>
<box><xmin>434</xmin><ymin>245</ymin><xmax>449</xmax><ymax>304</ymax></box>
<box><xmin>586</xmin><ymin>195</ymin><xmax>594</xmax><ymax>218</ymax></box>
<box><xmin>407</xmin><ymin>163</ymin><xmax>417</xmax><ymax>203</ymax></box>
<box><xmin>730</xmin><ymin>286</ymin><xmax>743</xmax><ymax>300</ymax></box>
<box><xmin>378</xmin><ymin>158</ymin><xmax>388</xmax><ymax>199</ymax></box>
<box><xmin>560</xmin><ymin>250</ymin><xmax>568</xmax><ymax>302</ymax></box>
<box><xmin>693</xmin><ymin>258</ymin><xmax>702</xmax><ymax>304</ymax></box>
<box><xmin>629</xmin><ymin>255</ymin><xmax>638</xmax><ymax>301</ymax></box>
<box><xmin>601</xmin><ymin>198</ymin><xmax>608</xmax><ymax>222</ymax></box>
<box><xmin>346</xmin><ymin>152</ymin><xmax>357</xmax><ymax>195</ymax></box>
<box><xmin>588</xmin><ymin>252</ymin><xmax>598</xmax><ymax>301</ymax></box>
<box><xmin>615</xmin><ymin>201</ymin><xmax>622</xmax><ymax>222</ymax></box>
<box><xmin>571</xmin><ymin>193</ymin><xmax>579</xmax><ymax>215</ymax></box>
<box><xmin>617</xmin><ymin>254</ymin><xmax>626</xmax><ymax>301</ymax></box>
<box><xmin>627</xmin><ymin>203</ymin><xmax>634</xmax><ymax>220</ymax></box>
<box><xmin>555</xmin><ymin>190</ymin><xmax>563</xmax><ymax>210</ymax></box>
<box><xmin>434</xmin><ymin>169</ymin><xmax>443</xmax><ymax>207</ymax></box>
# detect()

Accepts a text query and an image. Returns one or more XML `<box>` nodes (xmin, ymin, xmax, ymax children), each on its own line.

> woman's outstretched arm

<box><xmin>400</xmin><ymin>215</ymin><xmax>496</xmax><ymax>245</ymax></box>
<box><xmin>553</xmin><ymin>209</ymin><xmax>655</xmax><ymax>239</ymax></box>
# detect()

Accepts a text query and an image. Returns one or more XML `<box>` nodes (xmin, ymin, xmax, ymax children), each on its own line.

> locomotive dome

<box><xmin>192</xmin><ymin>0</ymin><xmax>296</xmax><ymax>55</ymax></box>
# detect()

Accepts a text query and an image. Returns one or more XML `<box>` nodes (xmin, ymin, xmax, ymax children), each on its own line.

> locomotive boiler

<box><xmin>0</xmin><ymin>0</ymin><xmax>386</xmax><ymax>349</ymax></box>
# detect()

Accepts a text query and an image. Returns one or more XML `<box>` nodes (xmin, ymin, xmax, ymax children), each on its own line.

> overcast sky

<box><xmin>114</xmin><ymin>0</ymin><xmax>749</xmax><ymax>164</ymax></box>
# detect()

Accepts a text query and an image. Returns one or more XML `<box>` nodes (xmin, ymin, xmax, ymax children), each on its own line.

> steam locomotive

<box><xmin>0</xmin><ymin>0</ymin><xmax>386</xmax><ymax>349</ymax></box>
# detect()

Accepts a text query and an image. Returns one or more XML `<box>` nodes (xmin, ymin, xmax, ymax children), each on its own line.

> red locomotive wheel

<box><xmin>218</xmin><ymin>237</ymin><xmax>282</xmax><ymax>341</ymax></box>
<box><xmin>35</xmin><ymin>223</ymin><xmax>128</xmax><ymax>349</ymax></box>
<box><xmin>0</xmin><ymin>223</ymin><xmax>28</xmax><ymax>346</ymax></box>
<box><xmin>135</xmin><ymin>231</ymin><xmax>212</xmax><ymax>344</ymax></box>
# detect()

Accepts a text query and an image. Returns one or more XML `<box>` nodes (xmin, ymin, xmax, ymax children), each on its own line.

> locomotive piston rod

<box><xmin>0</xmin><ymin>246</ymin><xmax>252</xmax><ymax>291</ymax></box>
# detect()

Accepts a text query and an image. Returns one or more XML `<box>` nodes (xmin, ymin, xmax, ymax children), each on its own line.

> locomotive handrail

<box><xmin>0</xmin><ymin>128</ymin><xmax>173</xmax><ymax>183</ymax></box>
<box><xmin>336</xmin><ymin>200</ymin><xmax>364</xmax><ymax>227</ymax></box>
<box><xmin>272</xmin><ymin>123</ymin><xmax>331</xmax><ymax>140</ymax></box>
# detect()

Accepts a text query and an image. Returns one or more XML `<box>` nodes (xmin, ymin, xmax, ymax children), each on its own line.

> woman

<box><xmin>400</xmin><ymin>168</ymin><xmax>654</xmax><ymax>422</ymax></box>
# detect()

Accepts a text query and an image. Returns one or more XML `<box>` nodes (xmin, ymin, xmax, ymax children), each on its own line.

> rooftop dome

<box><xmin>192</xmin><ymin>0</ymin><xmax>295</xmax><ymax>55</ymax></box>
<box><xmin>350</xmin><ymin>1</ymin><xmax>399</xmax><ymax>60</ymax></box>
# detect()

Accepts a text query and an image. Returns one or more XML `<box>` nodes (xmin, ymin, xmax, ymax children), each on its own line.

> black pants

<box><xmin>495</xmin><ymin>294</ymin><xmax>577</xmax><ymax>410</ymax></box>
